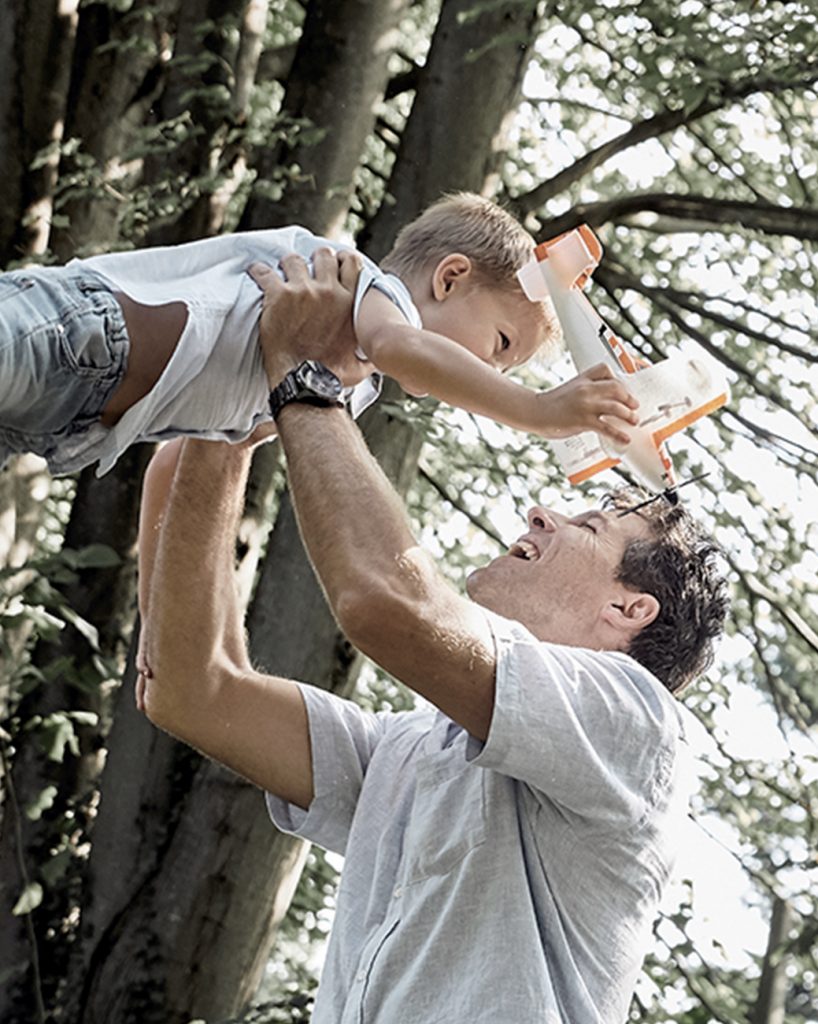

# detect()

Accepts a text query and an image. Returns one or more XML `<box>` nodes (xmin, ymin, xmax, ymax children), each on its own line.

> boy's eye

<box><xmin>499</xmin><ymin>332</ymin><xmax>511</xmax><ymax>352</ymax></box>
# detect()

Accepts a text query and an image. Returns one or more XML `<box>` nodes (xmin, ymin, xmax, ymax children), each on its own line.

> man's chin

<box><xmin>465</xmin><ymin>566</ymin><xmax>501</xmax><ymax>612</ymax></box>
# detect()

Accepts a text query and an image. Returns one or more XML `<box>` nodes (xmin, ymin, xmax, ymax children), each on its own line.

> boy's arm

<box><xmin>356</xmin><ymin>288</ymin><xmax>638</xmax><ymax>444</ymax></box>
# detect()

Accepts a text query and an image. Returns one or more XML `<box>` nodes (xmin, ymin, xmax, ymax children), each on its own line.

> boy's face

<box><xmin>420</xmin><ymin>255</ymin><xmax>545</xmax><ymax>373</ymax></box>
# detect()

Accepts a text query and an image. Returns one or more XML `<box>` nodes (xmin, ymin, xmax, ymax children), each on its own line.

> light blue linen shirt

<box><xmin>267</xmin><ymin>610</ymin><xmax>694</xmax><ymax>1024</ymax></box>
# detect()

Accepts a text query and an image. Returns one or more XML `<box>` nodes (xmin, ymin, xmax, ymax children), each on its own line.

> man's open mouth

<box><xmin>508</xmin><ymin>539</ymin><xmax>539</xmax><ymax>561</ymax></box>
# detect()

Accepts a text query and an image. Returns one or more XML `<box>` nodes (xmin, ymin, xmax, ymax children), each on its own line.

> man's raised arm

<box><xmin>140</xmin><ymin>438</ymin><xmax>315</xmax><ymax>809</ymax></box>
<box><xmin>139</xmin><ymin>249</ymin><xmax>369</xmax><ymax>807</ymax></box>
<box><xmin>253</xmin><ymin>255</ymin><xmax>498</xmax><ymax>741</ymax></box>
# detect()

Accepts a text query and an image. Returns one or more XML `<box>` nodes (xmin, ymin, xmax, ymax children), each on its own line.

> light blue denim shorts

<box><xmin>0</xmin><ymin>266</ymin><xmax>129</xmax><ymax>474</ymax></box>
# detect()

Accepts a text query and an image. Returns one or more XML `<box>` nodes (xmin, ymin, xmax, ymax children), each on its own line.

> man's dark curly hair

<box><xmin>604</xmin><ymin>488</ymin><xmax>729</xmax><ymax>695</ymax></box>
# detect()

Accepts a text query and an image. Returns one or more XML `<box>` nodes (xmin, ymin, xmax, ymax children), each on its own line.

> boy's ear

<box><xmin>431</xmin><ymin>253</ymin><xmax>473</xmax><ymax>300</ymax></box>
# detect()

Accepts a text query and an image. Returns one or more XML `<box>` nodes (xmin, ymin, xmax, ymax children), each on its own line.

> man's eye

<box><xmin>499</xmin><ymin>332</ymin><xmax>511</xmax><ymax>352</ymax></box>
<box><xmin>580</xmin><ymin>521</ymin><xmax>597</xmax><ymax>533</ymax></box>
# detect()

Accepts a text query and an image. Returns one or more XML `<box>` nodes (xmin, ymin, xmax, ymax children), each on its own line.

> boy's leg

<box><xmin>0</xmin><ymin>268</ymin><xmax>129</xmax><ymax>465</ymax></box>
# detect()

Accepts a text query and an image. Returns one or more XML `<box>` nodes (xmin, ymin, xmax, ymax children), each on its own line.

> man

<box><xmin>139</xmin><ymin>249</ymin><xmax>728</xmax><ymax>1024</ymax></box>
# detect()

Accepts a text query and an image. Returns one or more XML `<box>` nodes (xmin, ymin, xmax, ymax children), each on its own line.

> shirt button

<box><xmin>357</xmin><ymin>971</ymin><xmax>366</xmax><ymax>983</ymax></box>
<box><xmin>393</xmin><ymin>887</ymin><xmax>402</xmax><ymax>900</ymax></box>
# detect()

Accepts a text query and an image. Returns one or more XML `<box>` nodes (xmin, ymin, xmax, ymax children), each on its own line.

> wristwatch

<box><xmin>268</xmin><ymin>360</ymin><xmax>346</xmax><ymax>420</ymax></box>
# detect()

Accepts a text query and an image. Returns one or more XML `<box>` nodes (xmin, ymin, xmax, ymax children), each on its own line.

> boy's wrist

<box><xmin>505</xmin><ymin>382</ymin><xmax>548</xmax><ymax>434</ymax></box>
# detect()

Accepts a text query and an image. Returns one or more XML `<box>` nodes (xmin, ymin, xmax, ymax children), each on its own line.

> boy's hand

<box><xmin>538</xmin><ymin>363</ymin><xmax>639</xmax><ymax>445</ymax></box>
<box><xmin>249</xmin><ymin>249</ymin><xmax>369</xmax><ymax>389</ymax></box>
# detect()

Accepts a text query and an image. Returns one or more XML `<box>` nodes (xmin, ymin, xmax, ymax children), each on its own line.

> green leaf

<box><xmin>41</xmin><ymin>848</ymin><xmax>72</xmax><ymax>888</ymax></box>
<box><xmin>25</xmin><ymin>785</ymin><xmax>58</xmax><ymax>821</ymax></box>
<box><xmin>28</xmin><ymin>713</ymin><xmax>79</xmax><ymax>763</ymax></box>
<box><xmin>12</xmin><ymin>882</ymin><xmax>43</xmax><ymax>916</ymax></box>
<box><xmin>72</xmin><ymin>544</ymin><xmax>122</xmax><ymax>569</ymax></box>
<box><xmin>59</xmin><ymin>605</ymin><xmax>100</xmax><ymax>650</ymax></box>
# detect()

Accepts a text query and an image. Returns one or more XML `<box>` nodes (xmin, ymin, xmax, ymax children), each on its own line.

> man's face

<box><xmin>466</xmin><ymin>503</ymin><xmax>654</xmax><ymax>648</ymax></box>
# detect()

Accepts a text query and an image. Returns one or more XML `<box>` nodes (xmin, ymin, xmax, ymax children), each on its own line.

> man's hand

<box><xmin>249</xmin><ymin>248</ymin><xmax>368</xmax><ymax>389</ymax></box>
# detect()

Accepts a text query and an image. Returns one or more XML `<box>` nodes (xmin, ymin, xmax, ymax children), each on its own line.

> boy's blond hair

<box><xmin>381</xmin><ymin>192</ymin><xmax>537</xmax><ymax>288</ymax></box>
<box><xmin>382</xmin><ymin>192</ymin><xmax>559</xmax><ymax>358</ymax></box>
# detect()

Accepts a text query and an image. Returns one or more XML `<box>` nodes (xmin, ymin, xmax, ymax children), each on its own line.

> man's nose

<box><xmin>527</xmin><ymin>505</ymin><xmax>561</xmax><ymax>531</ymax></box>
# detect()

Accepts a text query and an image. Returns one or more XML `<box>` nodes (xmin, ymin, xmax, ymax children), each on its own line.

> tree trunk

<box><xmin>240</xmin><ymin>0</ymin><xmax>411</xmax><ymax>236</ymax></box>
<box><xmin>0</xmin><ymin>456</ymin><xmax>53</xmax><ymax>572</ymax></box>
<box><xmin>752</xmin><ymin>896</ymin><xmax>793</xmax><ymax>1024</ymax></box>
<box><xmin>0</xmin><ymin>0</ymin><xmax>80</xmax><ymax>265</ymax></box>
<box><xmin>0</xmin><ymin>447</ymin><xmax>151</xmax><ymax>1024</ymax></box>
<box><xmin>140</xmin><ymin>0</ymin><xmax>252</xmax><ymax>246</ymax></box>
<box><xmin>49</xmin><ymin>0</ymin><xmax>179</xmax><ymax>259</ymax></box>
<box><xmin>359</xmin><ymin>0</ymin><xmax>541</xmax><ymax>260</ymax></box>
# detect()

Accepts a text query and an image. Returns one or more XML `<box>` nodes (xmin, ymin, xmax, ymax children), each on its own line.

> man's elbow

<box><xmin>140</xmin><ymin>661</ymin><xmax>187</xmax><ymax>737</ymax></box>
<box><xmin>139</xmin><ymin>632</ymin><xmax>216</xmax><ymax>727</ymax></box>
<box><xmin>334</xmin><ymin>557</ymin><xmax>433</xmax><ymax>661</ymax></box>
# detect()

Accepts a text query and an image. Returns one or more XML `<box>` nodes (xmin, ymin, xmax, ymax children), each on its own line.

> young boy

<box><xmin>0</xmin><ymin>193</ymin><xmax>638</xmax><ymax>478</ymax></box>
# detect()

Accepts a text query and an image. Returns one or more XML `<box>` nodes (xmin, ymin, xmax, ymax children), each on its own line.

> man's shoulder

<box><xmin>483</xmin><ymin>607</ymin><xmax>682</xmax><ymax>741</ymax></box>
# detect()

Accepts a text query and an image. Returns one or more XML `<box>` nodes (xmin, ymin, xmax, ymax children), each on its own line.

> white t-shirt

<box><xmin>64</xmin><ymin>227</ymin><xmax>421</xmax><ymax>475</ymax></box>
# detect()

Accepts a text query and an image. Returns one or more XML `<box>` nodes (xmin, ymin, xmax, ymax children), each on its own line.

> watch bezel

<box><xmin>268</xmin><ymin>359</ymin><xmax>346</xmax><ymax>420</ymax></box>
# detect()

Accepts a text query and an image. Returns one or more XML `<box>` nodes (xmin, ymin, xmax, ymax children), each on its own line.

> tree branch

<box><xmin>731</xmin><ymin>560</ymin><xmax>818</xmax><ymax>659</ymax></box>
<box><xmin>724</xmin><ymin>407</ymin><xmax>817</xmax><ymax>461</ymax></box>
<box><xmin>513</xmin><ymin>63</ymin><xmax>818</xmax><ymax>212</ymax></box>
<box><xmin>536</xmin><ymin>193</ymin><xmax>818</xmax><ymax>243</ymax></box>
<box><xmin>651</xmin><ymin>283</ymin><xmax>817</xmax><ymax>364</ymax></box>
<box><xmin>595</xmin><ymin>266</ymin><xmax>813</xmax><ymax>430</ymax></box>
<box><xmin>418</xmin><ymin>464</ymin><xmax>505</xmax><ymax>546</ymax></box>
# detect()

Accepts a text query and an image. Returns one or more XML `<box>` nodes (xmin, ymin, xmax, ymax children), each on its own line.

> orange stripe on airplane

<box><xmin>652</xmin><ymin>393</ymin><xmax>729</xmax><ymax>445</ymax></box>
<box><xmin>568</xmin><ymin>457</ymin><xmax>620</xmax><ymax>485</ymax></box>
<box><xmin>534</xmin><ymin>224</ymin><xmax>603</xmax><ymax>289</ymax></box>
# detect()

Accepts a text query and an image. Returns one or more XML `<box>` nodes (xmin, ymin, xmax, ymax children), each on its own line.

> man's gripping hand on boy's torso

<box><xmin>249</xmin><ymin>249</ymin><xmax>370</xmax><ymax>390</ymax></box>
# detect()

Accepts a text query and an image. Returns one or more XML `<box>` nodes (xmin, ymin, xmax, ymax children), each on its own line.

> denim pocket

<box><xmin>56</xmin><ymin>295</ymin><xmax>119</xmax><ymax>377</ymax></box>
<box><xmin>0</xmin><ymin>273</ymin><xmax>35</xmax><ymax>305</ymax></box>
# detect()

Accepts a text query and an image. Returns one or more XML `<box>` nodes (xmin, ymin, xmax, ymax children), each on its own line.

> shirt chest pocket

<box><xmin>405</xmin><ymin>752</ymin><xmax>487</xmax><ymax>883</ymax></box>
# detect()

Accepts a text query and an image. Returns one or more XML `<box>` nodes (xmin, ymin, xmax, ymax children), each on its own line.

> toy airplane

<box><xmin>517</xmin><ymin>224</ymin><xmax>730</xmax><ymax>501</ymax></box>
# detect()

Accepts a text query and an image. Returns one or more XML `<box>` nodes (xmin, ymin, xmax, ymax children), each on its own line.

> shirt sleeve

<box><xmin>266</xmin><ymin>683</ymin><xmax>389</xmax><ymax>855</ymax></box>
<box><xmin>466</xmin><ymin>610</ymin><xmax>681</xmax><ymax>829</ymax></box>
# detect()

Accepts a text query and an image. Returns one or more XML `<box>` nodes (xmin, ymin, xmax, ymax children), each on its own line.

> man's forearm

<box><xmin>144</xmin><ymin>439</ymin><xmax>253</xmax><ymax>725</ymax></box>
<box><xmin>275</xmin><ymin>401</ymin><xmax>496</xmax><ymax>738</ymax></box>
<box><xmin>275</xmin><ymin>403</ymin><xmax>417</xmax><ymax>610</ymax></box>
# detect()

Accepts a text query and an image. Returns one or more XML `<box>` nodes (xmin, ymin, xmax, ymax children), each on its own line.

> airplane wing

<box><xmin>550</xmin><ymin>432</ymin><xmax>620</xmax><ymax>485</ymax></box>
<box><xmin>550</xmin><ymin>348</ymin><xmax>728</xmax><ymax>491</ymax></box>
<box><xmin>618</xmin><ymin>349</ymin><xmax>730</xmax><ymax>446</ymax></box>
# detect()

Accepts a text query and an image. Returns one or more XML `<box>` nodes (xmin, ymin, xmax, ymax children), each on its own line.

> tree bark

<box><xmin>0</xmin><ymin>447</ymin><xmax>151</xmax><ymax>1024</ymax></box>
<box><xmin>0</xmin><ymin>0</ymin><xmax>80</xmax><ymax>264</ymax></box>
<box><xmin>240</xmin><ymin>0</ymin><xmax>411</xmax><ymax>236</ymax></box>
<box><xmin>140</xmin><ymin>0</ymin><xmax>252</xmax><ymax>246</ymax></box>
<box><xmin>359</xmin><ymin>0</ymin><xmax>541</xmax><ymax>260</ymax></box>
<box><xmin>49</xmin><ymin>0</ymin><xmax>179</xmax><ymax>259</ymax></box>
<box><xmin>752</xmin><ymin>896</ymin><xmax>793</xmax><ymax>1024</ymax></box>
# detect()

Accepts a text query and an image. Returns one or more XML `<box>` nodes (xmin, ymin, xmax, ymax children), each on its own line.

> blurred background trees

<box><xmin>0</xmin><ymin>1</ymin><xmax>815</xmax><ymax>1021</ymax></box>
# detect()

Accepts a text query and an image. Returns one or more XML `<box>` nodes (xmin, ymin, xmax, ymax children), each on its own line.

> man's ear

<box><xmin>603</xmin><ymin>590</ymin><xmax>660</xmax><ymax>639</ymax></box>
<box><xmin>431</xmin><ymin>253</ymin><xmax>473</xmax><ymax>300</ymax></box>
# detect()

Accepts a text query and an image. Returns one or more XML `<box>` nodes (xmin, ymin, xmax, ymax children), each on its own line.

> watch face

<box><xmin>298</xmin><ymin>360</ymin><xmax>343</xmax><ymax>400</ymax></box>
